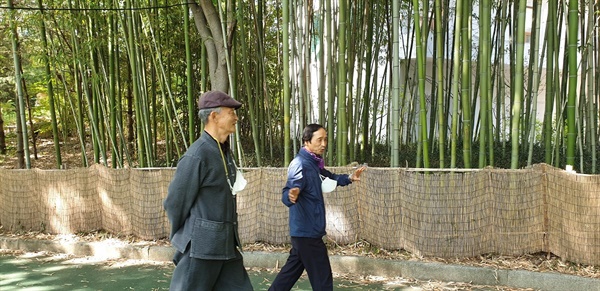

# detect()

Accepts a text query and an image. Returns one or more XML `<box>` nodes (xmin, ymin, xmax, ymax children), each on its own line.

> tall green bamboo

<box><xmin>108</xmin><ymin>1</ymin><xmax>121</xmax><ymax>168</ymax></box>
<box><xmin>566</xmin><ymin>0</ymin><xmax>578</xmax><ymax>168</ymax></box>
<box><xmin>347</xmin><ymin>1</ymin><xmax>361</xmax><ymax>162</ymax></box>
<box><xmin>587</xmin><ymin>0</ymin><xmax>597</xmax><ymax>173</ymax></box>
<box><xmin>8</xmin><ymin>0</ymin><xmax>30</xmax><ymax>169</ymax></box>
<box><xmin>511</xmin><ymin>0</ymin><xmax>527</xmax><ymax>169</ymax></box>
<box><xmin>434</xmin><ymin>0</ymin><xmax>445</xmax><ymax>168</ymax></box>
<box><xmin>390</xmin><ymin>0</ymin><xmax>400</xmax><ymax>167</ymax></box>
<box><xmin>543</xmin><ymin>0</ymin><xmax>556</xmax><ymax>165</ymax></box>
<box><xmin>527</xmin><ymin>0</ymin><xmax>542</xmax><ymax>166</ymax></box>
<box><xmin>478</xmin><ymin>0</ymin><xmax>490</xmax><ymax>168</ymax></box>
<box><xmin>238</xmin><ymin>1</ymin><xmax>262</xmax><ymax>167</ymax></box>
<box><xmin>318</xmin><ymin>0</ymin><xmax>326</xmax><ymax>126</ymax></box>
<box><xmin>336</xmin><ymin>0</ymin><xmax>348</xmax><ymax>166</ymax></box>
<box><xmin>283</xmin><ymin>0</ymin><xmax>291</xmax><ymax>165</ymax></box>
<box><xmin>38</xmin><ymin>0</ymin><xmax>62</xmax><ymax>169</ymax></box>
<box><xmin>495</xmin><ymin>1</ymin><xmax>508</xmax><ymax>152</ymax></box>
<box><xmin>6</xmin><ymin>0</ymin><xmax>600</xmax><ymax>172</ymax></box>
<box><xmin>83</xmin><ymin>6</ymin><xmax>108</xmax><ymax>166</ymax></box>
<box><xmin>449</xmin><ymin>0</ymin><xmax>463</xmax><ymax>168</ymax></box>
<box><xmin>326</xmin><ymin>0</ymin><xmax>335</xmax><ymax>166</ymax></box>
<box><xmin>576</xmin><ymin>0</ymin><xmax>586</xmax><ymax>173</ymax></box>
<box><xmin>249</xmin><ymin>0</ymin><xmax>268</xmax><ymax>166</ymax></box>
<box><xmin>411</xmin><ymin>0</ymin><xmax>429</xmax><ymax>168</ymax></box>
<box><xmin>461</xmin><ymin>0</ymin><xmax>472</xmax><ymax>168</ymax></box>
<box><xmin>184</xmin><ymin>1</ymin><xmax>195</xmax><ymax>145</ymax></box>
<box><xmin>361</xmin><ymin>2</ymin><xmax>375</xmax><ymax>162</ymax></box>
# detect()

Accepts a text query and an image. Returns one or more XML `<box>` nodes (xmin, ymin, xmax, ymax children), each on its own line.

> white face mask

<box><xmin>232</xmin><ymin>170</ymin><xmax>247</xmax><ymax>195</ymax></box>
<box><xmin>321</xmin><ymin>176</ymin><xmax>337</xmax><ymax>193</ymax></box>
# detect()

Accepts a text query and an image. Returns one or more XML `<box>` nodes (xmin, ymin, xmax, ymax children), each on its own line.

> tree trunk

<box><xmin>188</xmin><ymin>0</ymin><xmax>232</xmax><ymax>92</ymax></box>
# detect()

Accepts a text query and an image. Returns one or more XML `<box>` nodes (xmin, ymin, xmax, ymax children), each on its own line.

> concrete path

<box><xmin>1</xmin><ymin>236</ymin><xmax>599</xmax><ymax>291</ymax></box>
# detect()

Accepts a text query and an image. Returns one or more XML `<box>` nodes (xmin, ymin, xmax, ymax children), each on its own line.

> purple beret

<box><xmin>198</xmin><ymin>90</ymin><xmax>242</xmax><ymax>109</ymax></box>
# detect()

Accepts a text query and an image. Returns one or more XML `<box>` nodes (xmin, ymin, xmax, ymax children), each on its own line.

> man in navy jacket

<box><xmin>269</xmin><ymin>124</ymin><xmax>366</xmax><ymax>291</ymax></box>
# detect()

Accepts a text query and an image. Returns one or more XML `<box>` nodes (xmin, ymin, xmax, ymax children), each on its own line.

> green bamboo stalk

<box><xmin>361</xmin><ymin>2</ymin><xmax>375</xmax><ymax>162</ymax></box>
<box><xmin>184</xmin><ymin>1</ymin><xmax>195</xmax><ymax>146</ymax></box>
<box><xmin>566</xmin><ymin>0</ymin><xmax>578</xmax><ymax>168</ymax></box>
<box><xmin>449</xmin><ymin>0</ymin><xmax>463</xmax><ymax>168</ymax></box>
<box><xmin>461</xmin><ymin>0</ymin><xmax>472</xmax><ymax>168</ymax></box>
<box><xmin>108</xmin><ymin>0</ymin><xmax>122</xmax><ymax>168</ymax></box>
<box><xmin>38</xmin><ymin>0</ymin><xmax>62</xmax><ymax>169</ymax></box>
<box><xmin>326</xmin><ymin>0</ymin><xmax>335</xmax><ymax>166</ymax></box>
<box><xmin>337</xmin><ymin>0</ymin><xmax>348</xmax><ymax>166</ymax></box>
<box><xmin>527</xmin><ymin>0</ymin><xmax>542</xmax><ymax>167</ymax></box>
<box><xmin>588</xmin><ymin>0</ymin><xmax>597</xmax><ymax>173</ymax></box>
<box><xmin>510</xmin><ymin>0</ymin><xmax>527</xmax><ymax>169</ymax></box>
<box><xmin>8</xmin><ymin>0</ymin><xmax>30</xmax><ymax>169</ymax></box>
<box><xmin>478</xmin><ymin>0</ymin><xmax>490</xmax><ymax>168</ymax></box>
<box><xmin>318</xmin><ymin>0</ymin><xmax>326</xmax><ymax>126</ymax></box>
<box><xmin>543</xmin><ymin>0</ymin><xmax>556</xmax><ymax>165</ymax></box>
<box><xmin>411</xmin><ymin>0</ymin><xmax>429</xmax><ymax>168</ymax></box>
<box><xmin>434</xmin><ymin>0</ymin><xmax>445</xmax><ymax>168</ymax></box>
<box><xmin>391</xmin><ymin>0</ymin><xmax>400</xmax><ymax>167</ymax></box>
<box><xmin>238</xmin><ymin>1</ymin><xmax>262</xmax><ymax>167</ymax></box>
<box><xmin>283</xmin><ymin>0</ymin><xmax>291</xmax><ymax>165</ymax></box>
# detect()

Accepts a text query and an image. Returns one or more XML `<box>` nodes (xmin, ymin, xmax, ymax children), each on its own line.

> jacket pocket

<box><xmin>190</xmin><ymin>218</ymin><xmax>234</xmax><ymax>259</ymax></box>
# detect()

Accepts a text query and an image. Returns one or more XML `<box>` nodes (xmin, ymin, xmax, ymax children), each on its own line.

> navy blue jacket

<box><xmin>282</xmin><ymin>148</ymin><xmax>352</xmax><ymax>238</ymax></box>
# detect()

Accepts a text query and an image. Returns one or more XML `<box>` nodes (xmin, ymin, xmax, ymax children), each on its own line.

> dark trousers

<box><xmin>169</xmin><ymin>245</ymin><xmax>253</xmax><ymax>291</ymax></box>
<box><xmin>269</xmin><ymin>237</ymin><xmax>333</xmax><ymax>291</ymax></box>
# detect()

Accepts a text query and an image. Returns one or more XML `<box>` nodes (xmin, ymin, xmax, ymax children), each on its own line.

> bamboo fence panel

<box><xmin>0</xmin><ymin>163</ymin><xmax>599</xmax><ymax>265</ymax></box>
<box><xmin>545</xmin><ymin>164</ymin><xmax>600</xmax><ymax>264</ymax></box>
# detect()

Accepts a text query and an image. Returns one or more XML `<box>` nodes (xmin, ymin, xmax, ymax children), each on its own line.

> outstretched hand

<box><xmin>350</xmin><ymin>165</ymin><xmax>367</xmax><ymax>182</ymax></box>
<box><xmin>288</xmin><ymin>187</ymin><xmax>300</xmax><ymax>203</ymax></box>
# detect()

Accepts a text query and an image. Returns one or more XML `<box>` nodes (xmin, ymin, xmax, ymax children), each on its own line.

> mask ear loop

<box><xmin>212</xmin><ymin>135</ymin><xmax>237</xmax><ymax>195</ymax></box>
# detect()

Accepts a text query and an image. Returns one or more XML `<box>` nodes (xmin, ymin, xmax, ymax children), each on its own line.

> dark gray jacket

<box><xmin>163</xmin><ymin>131</ymin><xmax>241</xmax><ymax>260</ymax></box>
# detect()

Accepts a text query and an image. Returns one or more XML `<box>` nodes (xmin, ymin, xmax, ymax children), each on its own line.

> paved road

<box><xmin>2</xmin><ymin>235</ymin><xmax>599</xmax><ymax>291</ymax></box>
<box><xmin>1</xmin><ymin>252</ymin><xmax>509</xmax><ymax>291</ymax></box>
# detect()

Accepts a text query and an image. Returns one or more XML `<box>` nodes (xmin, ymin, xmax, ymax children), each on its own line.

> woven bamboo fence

<box><xmin>0</xmin><ymin>163</ymin><xmax>598</xmax><ymax>265</ymax></box>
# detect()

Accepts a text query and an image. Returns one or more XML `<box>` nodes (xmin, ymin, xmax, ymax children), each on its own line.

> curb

<box><xmin>1</xmin><ymin>236</ymin><xmax>598</xmax><ymax>291</ymax></box>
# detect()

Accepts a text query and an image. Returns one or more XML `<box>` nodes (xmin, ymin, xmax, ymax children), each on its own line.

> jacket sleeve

<box><xmin>282</xmin><ymin>159</ymin><xmax>304</xmax><ymax>207</ymax></box>
<box><xmin>321</xmin><ymin>168</ymin><xmax>352</xmax><ymax>187</ymax></box>
<box><xmin>163</xmin><ymin>155</ymin><xmax>203</xmax><ymax>239</ymax></box>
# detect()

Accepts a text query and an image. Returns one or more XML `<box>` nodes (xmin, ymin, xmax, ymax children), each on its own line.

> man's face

<box><xmin>213</xmin><ymin>107</ymin><xmax>238</xmax><ymax>135</ymax></box>
<box><xmin>304</xmin><ymin>128</ymin><xmax>327</xmax><ymax>155</ymax></box>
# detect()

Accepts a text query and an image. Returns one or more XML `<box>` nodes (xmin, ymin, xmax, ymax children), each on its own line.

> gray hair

<box><xmin>198</xmin><ymin>107</ymin><xmax>222</xmax><ymax>124</ymax></box>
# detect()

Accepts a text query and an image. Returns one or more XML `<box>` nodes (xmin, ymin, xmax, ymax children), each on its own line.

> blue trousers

<box><xmin>269</xmin><ymin>237</ymin><xmax>333</xmax><ymax>291</ymax></box>
<box><xmin>169</xmin><ymin>245</ymin><xmax>253</xmax><ymax>291</ymax></box>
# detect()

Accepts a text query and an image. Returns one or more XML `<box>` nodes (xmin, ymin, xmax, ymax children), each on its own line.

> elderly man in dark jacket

<box><xmin>269</xmin><ymin>124</ymin><xmax>366</xmax><ymax>291</ymax></box>
<box><xmin>163</xmin><ymin>90</ymin><xmax>253</xmax><ymax>290</ymax></box>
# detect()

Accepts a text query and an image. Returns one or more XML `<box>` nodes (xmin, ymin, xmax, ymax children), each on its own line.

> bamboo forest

<box><xmin>0</xmin><ymin>0</ymin><xmax>598</xmax><ymax>173</ymax></box>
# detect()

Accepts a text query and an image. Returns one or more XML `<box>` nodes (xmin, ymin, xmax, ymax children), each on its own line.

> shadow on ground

<box><xmin>1</xmin><ymin>253</ymin><xmax>431</xmax><ymax>291</ymax></box>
